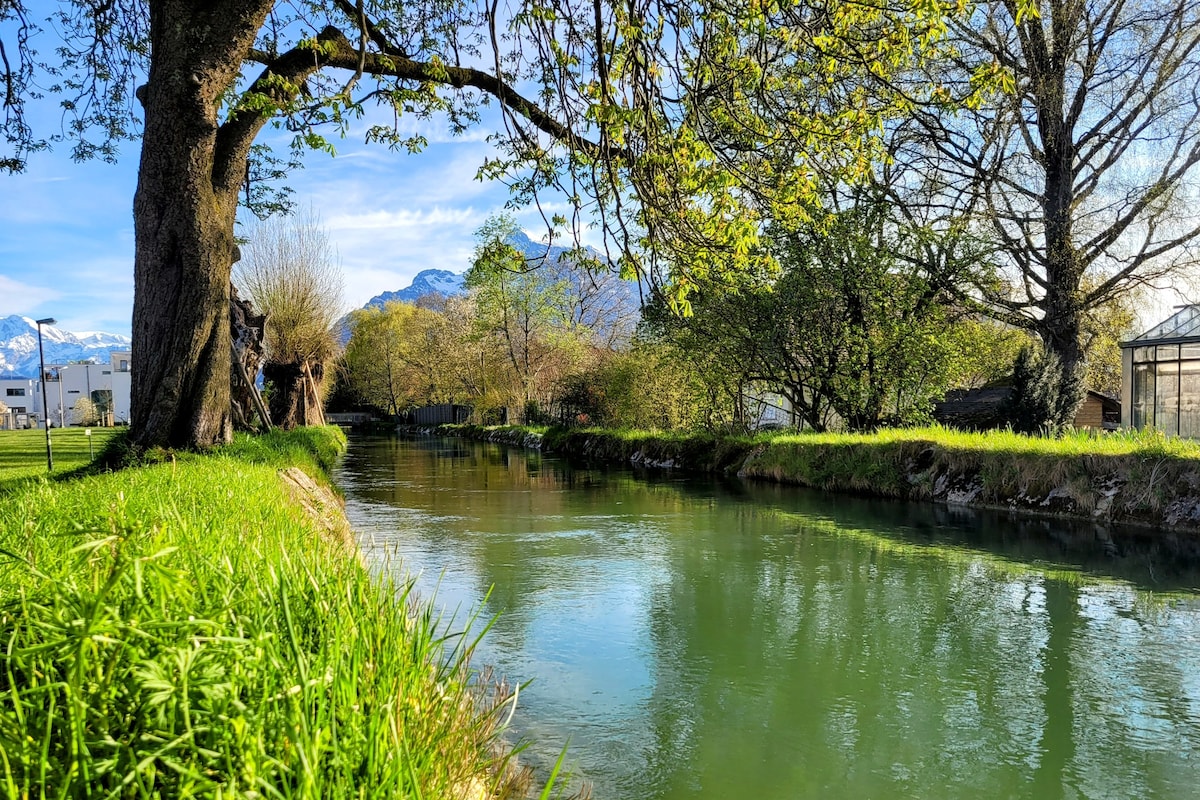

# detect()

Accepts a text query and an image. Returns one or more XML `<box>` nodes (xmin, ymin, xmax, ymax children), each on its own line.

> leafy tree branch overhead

<box><xmin>2</xmin><ymin>0</ymin><xmax>972</xmax><ymax>449</ymax></box>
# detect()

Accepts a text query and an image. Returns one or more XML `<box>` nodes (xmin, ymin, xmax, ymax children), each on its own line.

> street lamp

<box><xmin>36</xmin><ymin>317</ymin><xmax>56</xmax><ymax>471</ymax></box>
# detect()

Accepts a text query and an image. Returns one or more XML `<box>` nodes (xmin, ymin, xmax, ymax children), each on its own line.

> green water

<box><xmin>336</xmin><ymin>435</ymin><xmax>1200</xmax><ymax>799</ymax></box>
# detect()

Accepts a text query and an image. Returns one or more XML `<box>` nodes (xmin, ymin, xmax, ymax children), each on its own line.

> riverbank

<box><xmin>435</xmin><ymin>423</ymin><xmax>1200</xmax><ymax>534</ymax></box>
<box><xmin>0</xmin><ymin>427</ymin><xmax>534</xmax><ymax>798</ymax></box>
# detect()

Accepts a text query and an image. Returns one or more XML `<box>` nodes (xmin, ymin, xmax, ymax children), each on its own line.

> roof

<box><xmin>1122</xmin><ymin>304</ymin><xmax>1200</xmax><ymax>347</ymax></box>
<box><xmin>932</xmin><ymin>387</ymin><xmax>1011</xmax><ymax>429</ymax></box>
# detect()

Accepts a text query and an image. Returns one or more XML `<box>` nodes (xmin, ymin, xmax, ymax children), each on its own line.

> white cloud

<box><xmin>327</xmin><ymin>206</ymin><xmax>486</xmax><ymax>309</ymax></box>
<box><xmin>0</xmin><ymin>276</ymin><xmax>63</xmax><ymax>313</ymax></box>
<box><xmin>274</xmin><ymin>134</ymin><xmax>530</xmax><ymax>310</ymax></box>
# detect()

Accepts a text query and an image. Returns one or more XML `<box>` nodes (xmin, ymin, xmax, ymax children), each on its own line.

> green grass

<box><xmin>445</xmin><ymin>422</ymin><xmax>1200</xmax><ymax>529</ymax></box>
<box><xmin>760</xmin><ymin>424</ymin><xmax>1200</xmax><ymax>460</ymax></box>
<box><xmin>0</xmin><ymin>427</ymin><xmax>122</xmax><ymax>487</ymax></box>
<box><xmin>0</xmin><ymin>426</ymin><xmax>550</xmax><ymax>799</ymax></box>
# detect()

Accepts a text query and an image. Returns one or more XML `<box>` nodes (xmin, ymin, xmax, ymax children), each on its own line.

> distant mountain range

<box><xmin>0</xmin><ymin>316</ymin><xmax>131</xmax><ymax>378</ymax></box>
<box><xmin>360</xmin><ymin>232</ymin><xmax>615</xmax><ymax>310</ymax></box>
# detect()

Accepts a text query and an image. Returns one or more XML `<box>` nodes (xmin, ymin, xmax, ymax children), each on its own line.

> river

<box><xmin>335</xmin><ymin>434</ymin><xmax>1200</xmax><ymax>799</ymax></box>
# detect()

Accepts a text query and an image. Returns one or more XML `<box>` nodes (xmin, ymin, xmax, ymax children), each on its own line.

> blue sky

<box><xmin>0</xmin><ymin>69</ymin><xmax>561</xmax><ymax>337</ymax></box>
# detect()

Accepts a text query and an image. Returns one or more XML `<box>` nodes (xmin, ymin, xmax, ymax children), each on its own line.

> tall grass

<box><xmin>0</xmin><ymin>427</ymin><xmax>550</xmax><ymax>799</ymax></box>
<box><xmin>761</xmin><ymin>424</ymin><xmax>1200</xmax><ymax>460</ymax></box>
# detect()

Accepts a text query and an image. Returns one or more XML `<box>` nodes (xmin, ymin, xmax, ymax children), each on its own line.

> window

<box><xmin>5</xmin><ymin>388</ymin><xmax>25</xmax><ymax>397</ymax></box>
<box><xmin>91</xmin><ymin>389</ymin><xmax>113</xmax><ymax>414</ymax></box>
<box><xmin>1133</xmin><ymin>363</ymin><xmax>1154</xmax><ymax>429</ymax></box>
<box><xmin>119</xmin><ymin>360</ymin><xmax>129</xmax><ymax>371</ymax></box>
<box><xmin>102</xmin><ymin>370</ymin><xmax>111</xmax><ymax>375</ymax></box>
<box><xmin>1181</xmin><ymin>360</ymin><xmax>1200</xmax><ymax>438</ymax></box>
<box><xmin>1157</xmin><ymin>361</ymin><xmax>1181</xmax><ymax>435</ymax></box>
<box><xmin>9</xmin><ymin>406</ymin><xmax>25</xmax><ymax>414</ymax></box>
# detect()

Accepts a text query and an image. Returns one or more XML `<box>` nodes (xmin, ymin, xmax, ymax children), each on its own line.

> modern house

<box><xmin>1120</xmin><ymin>305</ymin><xmax>1200</xmax><ymax>437</ymax></box>
<box><xmin>46</xmin><ymin>350</ymin><xmax>133</xmax><ymax>426</ymax></box>
<box><xmin>1</xmin><ymin>351</ymin><xmax>134</xmax><ymax>429</ymax></box>
<box><xmin>0</xmin><ymin>376</ymin><xmax>43</xmax><ymax>429</ymax></box>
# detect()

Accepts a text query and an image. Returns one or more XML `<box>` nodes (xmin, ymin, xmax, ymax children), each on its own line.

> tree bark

<box><xmin>1033</xmin><ymin>27</ymin><xmax>1087</xmax><ymax>425</ymax></box>
<box><xmin>230</xmin><ymin>284</ymin><xmax>270</xmax><ymax>430</ymax></box>
<box><xmin>130</xmin><ymin>0</ymin><xmax>274</xmax><ymax>449</ymax></box>
<box><xmin>264</xmin><ymin>361</ymin><xmax>306</xmax><ymax>430</ymax></box>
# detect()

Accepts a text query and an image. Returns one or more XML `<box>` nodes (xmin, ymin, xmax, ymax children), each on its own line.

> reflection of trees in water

<box><xmin>732</xmin><ymin>479</ymin><xmax>1200</xmax><ymax>592</ymax></box>
<box><xmin>640</xmin><ymin>518</ymin><xmax>1038</xmax><ymax>797</ymax></box>
<box><xmin>1033</xmin><ymin>579</ymin><xmax>1076</xmax><ymax>800</ymax></box>
<box><xmin>638</xmin><ymin>510</ymin><xmax>1199</xmax><ymax>798</ymax></box>
<box><xmin>341</xmin><ymin>435</ymin><xmax>1200</xmax><ymax>799</ymax></box>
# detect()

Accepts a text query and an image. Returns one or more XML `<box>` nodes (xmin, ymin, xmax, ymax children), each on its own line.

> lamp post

<box><xmin>36</xmin><ymin>317</ymin><xmax>56</xmax><ymax>471</ymax></box>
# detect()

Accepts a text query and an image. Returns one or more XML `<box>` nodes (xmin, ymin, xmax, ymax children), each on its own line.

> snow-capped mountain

<box><xmin>505</xmin><ymin>230</ymin><xmax>608</xmax><ymax>268</ymax></box>
<box><xmin>343</xmin><ymin>232</ymin><xmax>640</xmax><ymax>344</ymax></box>
<box><xmin>362</xmin><ymin>269</ymin><xmax>466</xmax><ymax>309</ymax></box>
<box><xmin>0</xmin><ymin>316</ymin><xmax>131</xmax><ymax>378</ymax></box>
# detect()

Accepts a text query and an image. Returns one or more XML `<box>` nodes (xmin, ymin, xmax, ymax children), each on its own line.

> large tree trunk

<box><xmin>1033</xmin><ymin>69</ymin><xmax>1087</xmax><ymax>429</ymax></box>
<box><xmin>129</xmin><ymin>0</ymin><xmax>273</xmax><ymax>450</ymax></box>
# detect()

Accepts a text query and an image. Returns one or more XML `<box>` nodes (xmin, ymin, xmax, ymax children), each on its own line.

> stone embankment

<box><xmin>431</xmin><ymin>424</ymin><xmax>1200</xmax><ymax>535</ymax></box>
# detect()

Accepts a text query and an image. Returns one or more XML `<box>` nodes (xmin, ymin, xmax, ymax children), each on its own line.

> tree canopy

<box><xmin>13</xmin><ymin>0</ymin><xmax>1172</xmax><ymax>441</ymax></box>
<box><xmin>884</xmin><ymin>0</ymin><xmax>1200</xmax><ymax>423</ymax></box>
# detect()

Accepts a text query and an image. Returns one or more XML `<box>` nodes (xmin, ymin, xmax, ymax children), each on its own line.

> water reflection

<box><xmin>336</xmin><ymin>435</ymin><xmax>1200</xmax><ymax>800</ymax></box>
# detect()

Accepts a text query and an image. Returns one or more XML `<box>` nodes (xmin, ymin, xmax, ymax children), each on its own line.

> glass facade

<box><xmin>1129</xmin><ymin>332</ymin><xmax>1200</xmax><ymax>438</ymax></box>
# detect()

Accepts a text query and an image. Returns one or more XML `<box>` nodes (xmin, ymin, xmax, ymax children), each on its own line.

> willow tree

<box><xmin>3</xmin><ymin>0</ymin><xmax>964</xmax><ymax>448</ymax></box>
<box><xmin>235</xmin><ymin>210</ymin><xmax>344</xmax><ymax>429</ymax></box>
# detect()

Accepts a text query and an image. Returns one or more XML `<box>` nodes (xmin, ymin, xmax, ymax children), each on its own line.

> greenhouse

<box><xmin>1121</xmin><ymin>305</ymin><xmax>1200</xmax><ymax>437</ymax></box>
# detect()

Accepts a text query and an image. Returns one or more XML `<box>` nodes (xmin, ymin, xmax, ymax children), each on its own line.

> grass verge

<box><xmin>440</xmin><ymin>423</ymin><xmax>1200</xmax><ymax>530</ymax></box>
<box><xmin>0</xmin><ymin>426</ymin><xmax>545</xmax><ymax>799</ymax></box>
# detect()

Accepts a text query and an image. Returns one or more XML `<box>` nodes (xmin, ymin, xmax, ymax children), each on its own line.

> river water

<box><xmin>335</xmin><ymin>434</ymin><xmax>1200</xmax><ymax>799</ymax></box>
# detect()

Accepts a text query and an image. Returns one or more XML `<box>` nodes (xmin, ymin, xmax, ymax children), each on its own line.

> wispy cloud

<box><xmin>323</xmin><ymin>205</ymin><xmax>486</xmax><ymax>310</ymax></box>
<box><xmin>0</xmin><ymin>276</ymin><xmax>63</xmax><ymax>314</ymax></box>
<box><xmin>273</xmin><ymin>135</ymin><xmax>527</xmax><ymax>310</ymax></box>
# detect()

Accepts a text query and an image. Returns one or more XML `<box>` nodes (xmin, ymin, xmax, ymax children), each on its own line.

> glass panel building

<box><xmin>1121</xmin><ymin>305</ymin><xmax>1200</xmax><ymax>437</ymax></box>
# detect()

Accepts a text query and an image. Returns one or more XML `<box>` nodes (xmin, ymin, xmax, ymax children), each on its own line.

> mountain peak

<box><xmin>0</xmin><ymin>315</ymin><xmax>131</xmax><ymax>378</ymax></box>
<box><xmin>363</xmin><ymin>269</ymin><xmax>467</xmax><ymax>309</ymax></box>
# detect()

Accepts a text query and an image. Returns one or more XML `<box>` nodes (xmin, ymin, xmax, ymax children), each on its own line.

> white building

<box><xmin>47</xmin><ymin>350</ymin><xmax>132</xmax><ymax>426</ymax></box>
<box><xmin>0</xmin><ymin>376</ymin><xmax>41</xmax><ymax>429</ymax></box>
<box><xmin>1</xmin><ymin>351</ymin><xmax>132</xmax><ymax>429</ymax></box>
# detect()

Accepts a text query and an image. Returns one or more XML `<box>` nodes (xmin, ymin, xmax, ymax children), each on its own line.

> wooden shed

<box><xmin>933</xmin><ymin>386</ymin><xmax>1119</xmax><ymax>431</ymax></box>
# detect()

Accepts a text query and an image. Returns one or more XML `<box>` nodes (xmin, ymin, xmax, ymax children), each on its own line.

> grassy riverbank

<box><xmin>440</xmin><ymin>423</ymin><xmax>1200</xmax><ymax>532</ymax></box>
<box><xmin>0</xmin><ymin>426</ymin><xmax>538</xmax><ymax>799</ymax></box>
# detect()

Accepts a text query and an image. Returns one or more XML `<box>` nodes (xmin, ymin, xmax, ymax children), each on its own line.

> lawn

<box><xmin>0</xmin><ymin>426</ymin><xmax>122</xmax><ymax>487</ymax></box>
